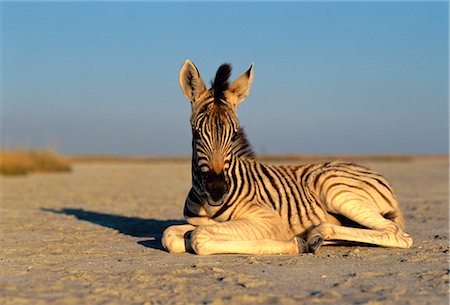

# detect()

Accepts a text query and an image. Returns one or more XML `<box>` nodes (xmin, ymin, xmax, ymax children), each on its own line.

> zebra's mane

<box><xmin>210</xmin><ymin>63</ymin><xmax>232</xmax><ymax>101</ymax></box>
<box><xmin>233</xmin><ymin>128</ymin><xmax>255</xmax><ymax>160</ymax></box>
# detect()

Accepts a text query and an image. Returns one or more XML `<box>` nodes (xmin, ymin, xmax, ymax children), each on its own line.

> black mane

<box><xmin>233</xmin><ymin>128</ymin><xmax>255</xmax><ymax>160</ymax></box>
<box><xmin>211</xmin><ymin>63</ymin><xmax>232</xmax><ymax>101</ymax></box>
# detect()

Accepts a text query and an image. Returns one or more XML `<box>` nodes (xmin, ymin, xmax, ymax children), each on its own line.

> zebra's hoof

<box><xmin>295</xmin><ymin>237</ymin><xmax>309</xmax><ymax>253</ymax></box>
<box><xmin>307</xmin><ymin>235</ymin><xmax>324</xmax><ymax>254</ymax></box>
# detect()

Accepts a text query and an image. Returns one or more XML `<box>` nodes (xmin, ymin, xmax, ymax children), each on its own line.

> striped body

<box><xmin>162</xmin><ymin>61</ymin><xmax>412</xmax><ymax>255</ymax></box>
<box><xmin>186</xmin><ymin>156</ymin><xmax>403</xmax><ymax>239</ymax></box>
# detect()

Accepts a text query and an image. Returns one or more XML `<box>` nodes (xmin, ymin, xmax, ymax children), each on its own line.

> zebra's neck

<box><xmin>231</xmin><ymin>128</ymin><xmax>255</xmax><ymax>160</ymax></box>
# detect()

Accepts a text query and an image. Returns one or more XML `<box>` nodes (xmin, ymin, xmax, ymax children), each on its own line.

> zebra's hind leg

<box><xmin>307</xmin><ymin>222</ymin><xmax>412</xmax><ymax>250</ymax></box>
<box><xmin>307</xmin><ymin>234</ymin><xmax>325</xmax><ymax>254</ymax></box>
<box><xmin>162</xmin><ymin>224</ymin><xmax>196</xmax><ymax>253</ymax></box>
<box><xmin>307</xmin><ymin>194</ymin><xmax>413</xmax><ymax>250</ymax></box>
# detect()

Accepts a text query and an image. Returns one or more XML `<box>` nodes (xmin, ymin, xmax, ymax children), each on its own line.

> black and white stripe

<box><xmin>171</xmin><ymin>60</ymin><xmax>412</xmax><ymax>254</ymax></box>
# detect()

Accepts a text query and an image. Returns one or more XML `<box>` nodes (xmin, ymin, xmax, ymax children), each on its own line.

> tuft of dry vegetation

<box><xmin>0</xmin><ymin>149</ymin><xmax>72</xmax><ymax>176</ymax></box>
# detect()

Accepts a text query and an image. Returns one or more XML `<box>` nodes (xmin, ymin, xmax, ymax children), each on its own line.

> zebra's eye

<box><xmin>192</xmin><ymin>129</ymin><xmax>201</xmax><ymax>140</ymax></box>
<box><xmin>231</xmin><ymin>132</ymin><xmax>238</xmax><ymax>141</ymax></box>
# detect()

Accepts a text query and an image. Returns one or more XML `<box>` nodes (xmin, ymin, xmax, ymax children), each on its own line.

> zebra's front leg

<box><xmin>162</xmin><ymin>190</ymin><xmax>220</xmax><ymax>254</ymax></box>
<box><xmin>189</xmin><ymin>217</ymin><xmax>308</xmax><ymax>255</ymax></box>
<box><xmin>162</xmin><ymin>224</ymin><xmax>196</xmax><ymax>253</ymax></box>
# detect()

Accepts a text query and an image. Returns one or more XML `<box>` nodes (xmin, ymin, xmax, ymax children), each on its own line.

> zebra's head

<box><xmin>179</xmin><ymin>60</ymin><xmax>254</xmax><ymax>205</ymax></box>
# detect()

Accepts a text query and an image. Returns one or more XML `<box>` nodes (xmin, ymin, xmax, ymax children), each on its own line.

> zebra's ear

<box><xmin>179</xmin><ymin>59</ymin><xmax>207</xmax><ymax>102</ymax></box>
<box><xmin>227</xmin><ymin>63</ymin><xmax>254</xmax><ymax>105</ymax></box>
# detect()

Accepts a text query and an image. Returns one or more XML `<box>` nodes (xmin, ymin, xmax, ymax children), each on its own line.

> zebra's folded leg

<box><xmin>191</xmin><ymin>235</ymin><xmax>302</xmax><ymax>255</ymax></box>
<box><xmin>189</xmin><ymin>219</ymin><xmax>304</xmax><ymax>255</ymax></box>
<box><xmin>306</xmin><ymin>234</ymin><xmax>324</xmax><ymax>254</ymax></box>
<box><xmin>321</xmin><ymin>194</ymin><xmax>413</xmax><ymax>248</ymax></box>
<box><xmin>161</xmin><ymin>224</ymin><xmax>196</xmax><ymax>253</ymax></box>
<box><xmin>307</xmin><ymin>222</ymin><xmax>413</xmax><ymax>249</ymax></box>
<box><xmin>296</xmin><ymin>236</ymin><xmax>310</xmax><ymax>253</ymax></box>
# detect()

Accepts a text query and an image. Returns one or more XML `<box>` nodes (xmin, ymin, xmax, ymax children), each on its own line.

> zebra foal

<box><xmin>162</xmin><ymin>60</ymin><xmax>413</xmax><ymax>255</ymax></box>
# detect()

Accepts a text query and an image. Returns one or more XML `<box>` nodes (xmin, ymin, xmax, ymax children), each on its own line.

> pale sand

<box><xmin>1</xmin><ymin>158</ymin><xmax>448</xmax><ymax>305</ymax></box>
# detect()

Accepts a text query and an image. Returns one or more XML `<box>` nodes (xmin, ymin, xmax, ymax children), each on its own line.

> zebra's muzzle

<box><xmin>204</xmin><ymin>171</ymin><xmax>229</xmax><ymax>205</ymax></box>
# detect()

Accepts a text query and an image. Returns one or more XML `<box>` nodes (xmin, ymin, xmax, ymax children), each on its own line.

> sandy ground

<box><xmin>1</xmin><ymin>158</ymin><xmax>448</xmax><ymax>305</ymax></box>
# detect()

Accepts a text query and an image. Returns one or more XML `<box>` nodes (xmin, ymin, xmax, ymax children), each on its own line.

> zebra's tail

<box><xmin>384</xmin><ymin>208</ymin><xmax>406</xmax><ymax>231</ymax></box>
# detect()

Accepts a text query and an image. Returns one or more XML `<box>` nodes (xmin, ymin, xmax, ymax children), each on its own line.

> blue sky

<box><xmin>2</xmin><ymin>1</ymin><xmax>448</xmax><ymax>156</ymax></box>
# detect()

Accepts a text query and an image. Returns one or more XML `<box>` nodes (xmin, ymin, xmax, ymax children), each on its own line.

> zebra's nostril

<box><xmin>204</xmin><ymin>171</ymin><xmax>229</xmax><ymax>202</ymax></box>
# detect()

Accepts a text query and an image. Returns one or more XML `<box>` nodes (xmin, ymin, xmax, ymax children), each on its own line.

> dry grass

<box><xmin>0</xmin><ymin>149</ymin><xmax>72</xmax><ymax>176</ymax></box>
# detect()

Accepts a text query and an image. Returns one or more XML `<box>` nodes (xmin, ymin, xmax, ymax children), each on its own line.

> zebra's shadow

<box><xmin>41</xmin><ymin>208</ymin><xmax>186</xmax><ymax>251</ymax></box>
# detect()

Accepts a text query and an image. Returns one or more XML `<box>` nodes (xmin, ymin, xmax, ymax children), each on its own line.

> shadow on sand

<box><xmin>41</xmin><ymin>208</ymin><xmax>186</xmax><ymax>251</ymax></box>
